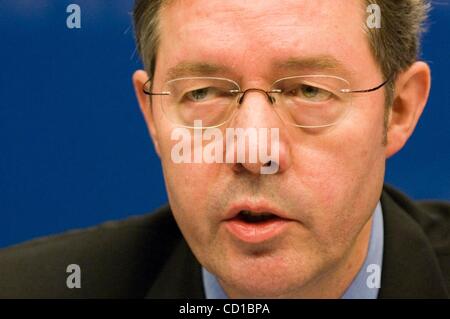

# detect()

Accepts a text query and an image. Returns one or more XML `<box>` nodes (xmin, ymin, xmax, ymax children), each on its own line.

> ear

<box><xmin>385</xmin><ymin>61</ymin><xmax>431</xmax><ymax>158</ymax></box>
<box><xmin>132</xmin><ymin>70</ymin><xmax>161</xmax><ymax>157</ymax></box>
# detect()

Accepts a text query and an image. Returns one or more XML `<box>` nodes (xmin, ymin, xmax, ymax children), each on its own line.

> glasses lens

<box><xmin>162</xmin><ymin>77</ymin><xmax>239</xmax><ymax>128</ymax></box>
<box><xmin>272</xmin><ymin>76</ymin><xmax>351</xmax><ymax>128</ymax></box>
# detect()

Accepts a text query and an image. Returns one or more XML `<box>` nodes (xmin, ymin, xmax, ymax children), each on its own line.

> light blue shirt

<box><xmin>202</xmin><ymin>202</ymin><xmax>384</xmax><ymax>299</ymax></box>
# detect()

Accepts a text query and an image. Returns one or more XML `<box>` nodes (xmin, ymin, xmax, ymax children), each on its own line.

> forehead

<box><xmin>157</xmin><ymin>0</ymin><xmax>372</xmax><ymax>81</ymax></box>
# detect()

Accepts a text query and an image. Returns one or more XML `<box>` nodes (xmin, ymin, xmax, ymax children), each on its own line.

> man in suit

<box><xmin>0</xmin><ymin>0</ymin><xmax>449</xmax><ymax>298</ymax></box>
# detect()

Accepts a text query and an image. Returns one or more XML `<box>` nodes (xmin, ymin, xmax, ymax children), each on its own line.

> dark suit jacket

<box><xmin>0</xmin><ymin>185</ymin><xmax>449</xmax><ymax>298</ymax></box>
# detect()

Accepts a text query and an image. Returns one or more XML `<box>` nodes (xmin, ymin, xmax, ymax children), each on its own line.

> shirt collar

<box><xmin>202</xmin><ymin>201</ymin><xmax>384</xmax><ymax>299</ymax></box>
<box><xmin>341</xmin><ymin>201</ymin><xmax>384</xmax><ymax>299</ymax></box>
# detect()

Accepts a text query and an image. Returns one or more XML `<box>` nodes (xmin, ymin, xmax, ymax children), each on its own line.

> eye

<box><xmin>301</xmin><ymin>85</ymin><xmax>320</xmax><ymax>98</ymax></box>
<box><xmin>288</xmin><ymin>84</ymin><xmax>333</xmax><ymax>102</ymax></box>
<box><xmin>186</xmin><ymin>87</ymin><xmax>212</xmax><ymax>102</ymax></box>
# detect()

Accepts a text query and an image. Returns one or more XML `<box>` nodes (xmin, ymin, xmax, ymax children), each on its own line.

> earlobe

<box><xmin>132</xmin><ymin>70</ymin><xmax>161</xmax><ymax>157</ymax></box>
<box><xmin>385</xmin><ymin>62</ymin><xmax>431</xmax><ymax>158</ymax></box>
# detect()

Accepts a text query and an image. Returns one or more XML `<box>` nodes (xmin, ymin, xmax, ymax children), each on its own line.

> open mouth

<box><xmin>236</xmin><ymin>210</ymin><xmax>279</xmax><ymax>223</ymax></box>
<box><xmin>225</xmin><ymin>209</ymin><xmax>292</xmax><ymax>243</ymax></box>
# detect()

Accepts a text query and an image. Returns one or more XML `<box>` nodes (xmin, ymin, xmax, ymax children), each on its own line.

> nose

<box><xmin>236</xmin><ymin>88</ymin><xmax>276</xmax><ymax>105</ymax></box>
<box><xmin>226</xmin><ymin>88</ymin><xmax>291</xmax><ymax>175</ymax></box>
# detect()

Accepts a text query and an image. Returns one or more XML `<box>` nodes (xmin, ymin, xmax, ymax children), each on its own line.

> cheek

<box><xmin>150</xmin><ymin>100</ymin><xmax>222</xmax><ymax>236</ymax></box>
<box><xmin>156</xmin><ymin>129</ymin><xmax>221</xmax><ymax>241</ymax></box>
<box><xmin>290</xmin><ymin>99</ymin><xmax>385</xmax><ymax>242</ymax></box>
<box><xmin>303</xmin><ymin>95</ymin><xmax>385</xmax><ymax>190</ymax></box>
<box><xmin>163</xmin><ymin>161</ymin><xmax>217</xmax><ymax>210</ymax></box>
<box><xmin>293</xmin><ymin>134</ymin><xmax>375</xmax><ymax>207</ymax></box>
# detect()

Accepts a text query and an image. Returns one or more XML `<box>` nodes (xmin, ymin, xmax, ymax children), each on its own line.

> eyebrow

<box><xmin>274</xmin><ymin>56</ymin><xmax>346</xmax><ymax>74</ymax></box>
<box><xmin>165</xmin><ymin>62</ymin><xmax>229</xmax><ymax>81</ymax></box>
<box><xmin>165</xmin><ymin>55</ymin><xmax>348</xmax><ymax>81</ymax></box>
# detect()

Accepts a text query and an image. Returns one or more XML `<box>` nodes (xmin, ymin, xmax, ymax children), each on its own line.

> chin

<box><xmin>225</xmin><ymin>271</ymin><xmax>308</xmax><ymax>298</ymax></box>
<box><xmin>217</xmin><ymin>254</ymin><xmax>317</xmax><ymax>298</ymax></box>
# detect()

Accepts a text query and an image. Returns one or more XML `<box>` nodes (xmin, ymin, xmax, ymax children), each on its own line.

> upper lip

<box><xmin>223</xmin><ymin>200</ymin><xmax>293</xmax><ymax>221</ymax></box>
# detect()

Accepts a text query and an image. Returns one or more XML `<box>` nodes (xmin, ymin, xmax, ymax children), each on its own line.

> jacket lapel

<box><xmin>378</xmin><ymin>188</ymin><xmax>449</xmax><ymax>298</ymax></box>
<box><xmin>145</xmin><ymin>234</ymin><xmax>205</xmax><ymax>298</ymax></box>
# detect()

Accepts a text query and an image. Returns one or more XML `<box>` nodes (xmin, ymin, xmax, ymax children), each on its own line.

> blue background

<box><xmin>0</xmin><ymin>1</ymin><xmax>449</xmax><ymax>248</ymax></box>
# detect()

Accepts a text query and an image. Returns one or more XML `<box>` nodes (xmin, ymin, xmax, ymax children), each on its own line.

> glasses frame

<box><xmin>143</xmin><ymin>75</ymin><xmax>392</xmax><ymax>129</ymax></box>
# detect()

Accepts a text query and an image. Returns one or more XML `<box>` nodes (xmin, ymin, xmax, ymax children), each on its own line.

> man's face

<box><xmin>148</xmin><ymin>0</ymin><xmax>388</xmax><ymax>297</ymax></box>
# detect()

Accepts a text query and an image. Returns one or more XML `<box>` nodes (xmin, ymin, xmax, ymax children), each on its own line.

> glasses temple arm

<box><xmin>143</xmin><ymin>91</ymin><xmax>170</xmax><ymax>95</ymax></box>
<box><xmin>142</xmin><ymin>80</ymin><xmax>170</xmax><ymax>95</ymax></box>
<box><xmin>342</xmin><ymin>75</ymin><xmax>393</xmax><ymax>94</ymax></box>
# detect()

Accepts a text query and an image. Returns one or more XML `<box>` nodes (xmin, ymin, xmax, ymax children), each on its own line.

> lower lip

<box><xmin>224</xmin><ymin>217</ymin><xmax>292</xmax><ymax>244</ymax></box>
